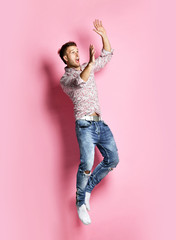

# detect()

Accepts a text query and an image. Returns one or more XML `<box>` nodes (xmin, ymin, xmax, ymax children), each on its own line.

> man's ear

<box><xmin>63</xmin><ymin>55</ymin><xmax>68</xmax><ymax>62</ymax></box>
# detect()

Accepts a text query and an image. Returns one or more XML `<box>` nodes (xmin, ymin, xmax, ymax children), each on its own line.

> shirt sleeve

<box><xmin>60</xmin><ymin>73</ymin><xmax>86</xmax><ymax>89</ymax></box>
<box><xmin>93</xmin><ymin>48</ymin><xmax>114</xmax><ymax>73</ymax></box>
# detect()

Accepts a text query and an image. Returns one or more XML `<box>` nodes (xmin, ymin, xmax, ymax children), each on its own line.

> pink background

<box><xmin>1</xmin><ymin>0</ymin><xmax>176</xmax><ymax>240</ymax></box>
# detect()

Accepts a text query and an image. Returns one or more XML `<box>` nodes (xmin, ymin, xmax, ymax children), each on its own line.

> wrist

<box><xmin>101</xmin><ymin>33</ymin><xmax>108</xmax><ymax>39</ymax></box>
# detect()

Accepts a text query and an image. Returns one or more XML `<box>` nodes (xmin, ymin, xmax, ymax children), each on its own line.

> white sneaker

<box><xmin>85</xmin><ymin>192</ymin><xmax>91</xmax><ymax>211</ymax></box>
<box><xmin>76</xmin><ymin>204</ymin><xmax>91</xmax><ymax>225</ymax></box>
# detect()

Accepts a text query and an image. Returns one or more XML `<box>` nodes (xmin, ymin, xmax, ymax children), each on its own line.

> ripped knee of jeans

<box><xmin>84</xmin><ymin>170</ymin><xmax>91</xmax><ymax>176</ymax></box>
<box><xmin>109</xmin><ymin>167</ymin><xmax>114</xmax><ymax>171</ymax></box>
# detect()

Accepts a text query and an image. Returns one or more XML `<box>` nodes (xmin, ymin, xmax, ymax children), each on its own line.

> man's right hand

<box><xmin>80</xmin><ymin>45</ymin><xmax>95</xmax><ymax>82</ymax></box>
<box><xmin>89</xmin><ymin>44</ymin><xmax>95</xmax><ymax>65</ymax></box>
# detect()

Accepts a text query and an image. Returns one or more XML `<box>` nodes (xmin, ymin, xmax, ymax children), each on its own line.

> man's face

<box><xmin>63</xmin><ymin>46</ymin><xmax>80</xmax><ymax>69</ymax></box>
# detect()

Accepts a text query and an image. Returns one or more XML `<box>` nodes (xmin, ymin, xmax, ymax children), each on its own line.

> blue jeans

<box><xmin>75</xmin><ymin>119</ymin><xmax>119</xmax><ymax>207</ymax></box>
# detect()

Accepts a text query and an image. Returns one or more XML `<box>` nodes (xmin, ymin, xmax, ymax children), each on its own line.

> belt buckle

<box><xmin>92</xmin><ymin>116</ymin><xmax>97</xmax><ymax>121</ymax></box>
<box><xmin>81</xmin><ymin>115</ymin><xmax>101</xmax><ymax>121</ymax></box>
<box><xmin>93</xmin><ymin>115</ymin><xmax>100</xmax><ymax>121</ymax></box>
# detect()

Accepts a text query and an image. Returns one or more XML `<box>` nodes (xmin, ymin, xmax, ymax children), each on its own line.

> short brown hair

<box><xmin>58</xmin><ymin>41</ymin><xmax>77</xmax><ymax>64</ymax></box>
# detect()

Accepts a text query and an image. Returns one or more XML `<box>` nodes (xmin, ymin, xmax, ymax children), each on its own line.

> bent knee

<box><xmin>111</xmin><ymin>154</ymin><xmax>119</xmax><ymax>168</ymax></box>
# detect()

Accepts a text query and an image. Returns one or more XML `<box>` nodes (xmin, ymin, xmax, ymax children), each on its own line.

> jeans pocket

<box><xmin>76</xmin><ymin>120</ymin><xmax>92</xmax><ymax>128</ymax></box>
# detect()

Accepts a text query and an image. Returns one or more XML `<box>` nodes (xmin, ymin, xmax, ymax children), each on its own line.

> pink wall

<box><xmin>1</xmin><ymin>0</ymin><xmax>176</xmax><ymax>240</ymax></box>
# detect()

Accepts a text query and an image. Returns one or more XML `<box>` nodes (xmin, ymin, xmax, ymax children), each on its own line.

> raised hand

<box><xmin>93</xmin><ymin>19</ymin><xmax>107</xmax><ymax>37</ymax></box>
<box><xmin>89</xmin><ymin>44</ymin><xmax>95</xmax><ymax>64</ymax></box>
<box><xmin>80</xmin><ymin>44</ymin><xmax>96</xmax><ymax>82</ymax></box>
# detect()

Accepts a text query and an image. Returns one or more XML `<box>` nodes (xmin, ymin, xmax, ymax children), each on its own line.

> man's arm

<box><xmin>80</xmin><ymin>44</ymin><xmax>95</xmax><ymax>82</ymax></box>
<box><xmin>79</xmin><ymin>19</ymin><xmax>113</xmax><ymax>81</ymax></box>
<box><xmin>92</xmin><ymin>19</ymin><xmax>114</xmax><ymax>73</ymax></box>
<box><xmin>93</xmin><ymin>19</ymin><xmax>111</xmax><ymax>52</ymax></box>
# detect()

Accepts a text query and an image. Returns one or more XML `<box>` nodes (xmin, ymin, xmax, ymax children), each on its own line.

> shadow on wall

<box><xmin>40</xmin><ymin>56</ymin><xmax>109</xmax><ymax>234</ymax></box>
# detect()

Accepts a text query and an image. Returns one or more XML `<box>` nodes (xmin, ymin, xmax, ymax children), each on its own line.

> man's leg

<box><xmin>86</xmin><ymin>121</ymin><xmax>119</xmax><ymax>193</ymax></box>
<box><xmin>75</xmin><ymin>120</ymin><xmax>97</xmax><ymax>224</ymax></box>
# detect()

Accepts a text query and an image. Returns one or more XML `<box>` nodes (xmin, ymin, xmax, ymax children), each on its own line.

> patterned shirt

<box><xmin>60</xmin><ymin>48</ymin><xmax>114</xmax><ymax>120</ymax></box>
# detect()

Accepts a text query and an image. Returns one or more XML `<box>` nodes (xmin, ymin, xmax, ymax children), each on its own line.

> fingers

<box><xmin>89</xmin><ymin>44</ymin><xmax>95</xmax><ymax>63</ymax></box>
<box><xmin>89</xmin><ymin>44</ymin><xmax>94</xmax><ymax>51</ymax></box>
<box><xmin>94</xmin><ymin>19</ymin><xmax>99</xmax><ymax>28</ymax></box>
<box><xmin>93</xmin><ymin>19</ymin><xmax>98</xmax><ymax>28</ymax></box>
<box><xmin>89</xmin><ymin>44</ymin><xmax>95</xmax><ymax>55</ymax></box>
<box><xmin>93</xmin><ymin>28</ymin><xmax>98</xmax><ymax>34</ymax></box>
<box><xmin>92</xmin><ymin>47</ymin><xmax>95</xmax><ymax>55</ymax></box>
<box><xmin>93</xmin><ymin>19</ymin><xmax>103</xmax><ymax>29</ymax></box>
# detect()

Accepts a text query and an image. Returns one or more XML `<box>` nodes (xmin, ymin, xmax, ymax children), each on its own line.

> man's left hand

<box><xmin>93</xmin><ymin>19</ymin><xmax>107</xmax><ymax>37</ymax></box>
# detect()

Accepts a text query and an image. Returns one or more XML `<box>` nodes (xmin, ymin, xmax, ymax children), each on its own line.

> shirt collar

<box><xmin>65</xmin><ymin>65</ymin><xmax>82</xmax><ymax>73</ymax></box>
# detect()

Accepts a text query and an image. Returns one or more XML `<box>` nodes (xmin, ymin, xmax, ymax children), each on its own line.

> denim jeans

<box><xmin>75</xmin><ymin>119</ymin><xmax>119</xmax><ymax>207</ymax></box>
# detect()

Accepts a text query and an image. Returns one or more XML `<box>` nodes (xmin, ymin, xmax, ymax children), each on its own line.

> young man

<box><xmin>58</xmin><ymin>19</ymin><xmax>119</xmax><ymax>225</ymax></box>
